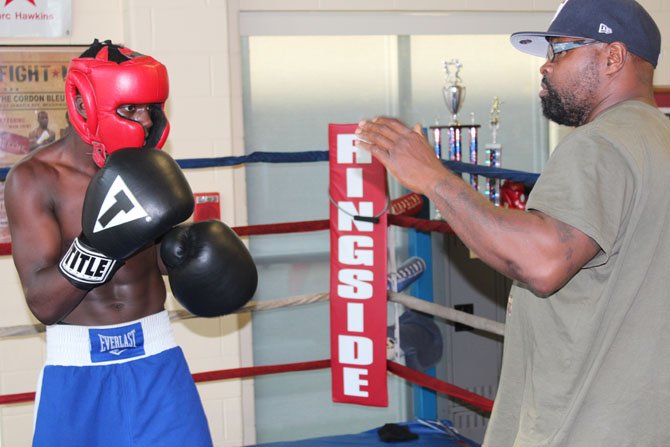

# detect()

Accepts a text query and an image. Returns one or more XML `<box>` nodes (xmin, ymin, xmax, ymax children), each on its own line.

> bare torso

<box><xmin>5</xmin><ymin>133</ymin><xmax>167</xmax><ymax>326</ymax></box>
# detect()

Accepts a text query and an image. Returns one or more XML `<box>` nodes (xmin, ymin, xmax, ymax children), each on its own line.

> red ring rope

<box><xmin>387</xmin><ymin>361</ymin><xmax>493</xmax><ymax>413</ymax></box>
<box><xmin>0</xmin><ymin>193</ymin><xmax>429</xmax><ymax>255</ymax></box>
<box><xmin>0</xmin><ymin>359</ymin><xmax>492</xmax><ymax>414</ymax></box>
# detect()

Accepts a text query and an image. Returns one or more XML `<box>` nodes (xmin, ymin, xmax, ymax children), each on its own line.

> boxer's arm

<box><xmin>5</xmin><ymin>162</ymin><xmax>88</xmax><ymax>325</ymax></box>
<box><xmin>27</xmin><ymin>131</ymin><xmax>39</xmax><ymax>149</ymax></box>
<box><xmin>156</xmin><ymin>244</ymin><xmax>168</xmax><ymax>275</ymax></box>
<box><xmin>160</xmin><ymin>220</ymin><xmax>257</xmax><ymax>317</ymax></box>
<box><xmin>59</xmin><ymin>148</ymin><xmax>194</xmax><ymax>290</ymax></box>
<box><xmin>355</xmin><ymin>117</ymin><xmax>600</xmax><ymax>296</ymax></box>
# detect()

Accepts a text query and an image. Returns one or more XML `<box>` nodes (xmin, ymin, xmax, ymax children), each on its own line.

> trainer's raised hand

<box><xmin>354</xmin><ymin>117</ymin><xmax>448</xmax><ymax>196</ymax></box>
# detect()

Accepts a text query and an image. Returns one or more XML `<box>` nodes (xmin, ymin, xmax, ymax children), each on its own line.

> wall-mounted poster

<box><xmin>0</xmin><ymin>46</ymin><xmax>84</xmax><ymax>246</ymax></box>
<box><xmin>0</xmin><ymin>0</ymin><xmax>72</xmax><ymax>38</ymax></box>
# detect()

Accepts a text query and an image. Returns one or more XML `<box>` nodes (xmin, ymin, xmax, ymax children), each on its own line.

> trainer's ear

<box><xmin>605</xmin><ymin>42</ymin><xmax>627</xmax><ymax>73</ymax></box>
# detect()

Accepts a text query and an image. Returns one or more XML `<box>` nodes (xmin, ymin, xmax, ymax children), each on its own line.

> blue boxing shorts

<box><xmin>32</xmin><ymin>311</ymin><xmax>213</xmax><ymax>447</ymax></box>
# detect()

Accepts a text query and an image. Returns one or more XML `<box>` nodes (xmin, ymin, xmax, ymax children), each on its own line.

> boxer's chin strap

<box><xmin>146</xmin><ymin>107</ymin><xmax>168</xmax><ymax>148</ymax></box>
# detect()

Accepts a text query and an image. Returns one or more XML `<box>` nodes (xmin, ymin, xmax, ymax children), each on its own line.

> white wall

<box><xmin>0</xmin><ymin>1</ymin><xmax>253</xmax><ymax>447</ymax></box>
<box><xmin>237</xmin><ymin>0</ymin><xmax>670</xmax><ymax>85</ymax></box>
<box><xmin>1</xmin><ymin>1</ymin><xmax>669</xmax><ymax>446</ymax></box>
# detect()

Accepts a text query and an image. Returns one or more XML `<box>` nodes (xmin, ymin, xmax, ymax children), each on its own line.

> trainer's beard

<box><xmin>541</xmin><ymin>79</ymin><xmax>591</xmax><ymax>127</ymax></box>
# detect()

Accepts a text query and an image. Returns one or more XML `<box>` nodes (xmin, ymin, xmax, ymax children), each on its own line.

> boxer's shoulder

<box><xmin>6</xmin><ymin>141</ymin><xmax>90</xmax><ymax>214</ymax></box>
<box><xmin>6</xmin><ymin>152</ymin><xmax>56</xmax><ymax>200</ymax></box>
<box><xmin>10</xmin><ymin>140</ymin><xmax>73</xmax><ymax>179</ymax></box>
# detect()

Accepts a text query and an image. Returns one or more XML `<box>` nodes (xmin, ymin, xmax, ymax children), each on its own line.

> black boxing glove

<box><xmin>58</xmin><ymin>148</ymin><xmax>194</xmax><ymax>290</ymax></box>
<box><xmin>160</xmin><ymin>220</ymin><xmax>258</xmax><ymax>317</ymax></box>
<box><xmin>58</xmin><ymin>234</ymin><xmax>125</xmax><ymax>290</ymax></box>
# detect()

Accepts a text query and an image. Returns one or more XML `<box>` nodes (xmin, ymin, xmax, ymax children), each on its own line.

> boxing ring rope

<box><xmin>0</xmin><ymin>150</ymin><xmax>535</xmax><ymax>418</ymax></box>
<box><xmin>0</xmin><ymin>291</ymin><xmax>502</xmax><ymax>342</ymax></box>
<box><xmin>0</xmin><ymin>152</ymin><xmax>539</xmax><ymax>184</ymax></box>
<box><xmin>0</xmin><ymin>357</ymin><xmax>494</xmax><ymax>413</ymax></box>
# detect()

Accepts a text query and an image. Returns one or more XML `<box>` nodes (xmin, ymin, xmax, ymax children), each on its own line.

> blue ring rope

<box><xmin>0</xmin><ymin>151</ymin><xmax>539</xmax><ymax>186</ymax></box>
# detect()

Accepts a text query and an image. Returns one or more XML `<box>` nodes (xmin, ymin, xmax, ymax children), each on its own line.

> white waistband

<box><xmin>45</xmin><ymin>310</ymin><xmax>176</xmax><ymax>366</ymax></box>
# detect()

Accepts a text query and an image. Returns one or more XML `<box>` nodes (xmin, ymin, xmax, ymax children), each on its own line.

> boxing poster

<box><xmin>329</xmin><ymin>123</ymin><xmax>389</xmax><ymax>407</ymax></box>
<box><xmin>0</xmin><ymin>47</ymin><xmax>81</xmax><ymax>244</ymax></box>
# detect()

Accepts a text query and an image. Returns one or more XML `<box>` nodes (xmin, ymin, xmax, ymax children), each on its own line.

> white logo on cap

<box><xmin>551</xmin><ymin>0</ymin><xmax>569</xmax><ymax>23</ymax></box>
<box><xmin>598</xmin><ymin>23</ymin><xmax>613</xmax><ymax>34</ymax></box>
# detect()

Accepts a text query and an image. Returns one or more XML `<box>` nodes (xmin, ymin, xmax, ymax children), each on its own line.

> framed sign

<box><xmin>0</xmin><ymin>46</ymin><xmax>84</xmax><ymax>167</ymax></box>
<box><xmin>654</xmin><ymin>86</ymin><xmax>670</xmax><ymax>118</ymax></box>
<box><xmin>0</xmin><ymin>45</ymin><xmax>84</xmax><ymax>245</ymax></box>
<box><xmin>0</xmin><ymin>0</ymin><xmax>72</xmax><ymax>38</ymax></box>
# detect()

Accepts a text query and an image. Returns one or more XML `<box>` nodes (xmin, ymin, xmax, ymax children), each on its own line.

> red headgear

<box><xmin>65</xmin><ymin>39</ymin><xmax>170</xmax><ymax>167</ymax></box>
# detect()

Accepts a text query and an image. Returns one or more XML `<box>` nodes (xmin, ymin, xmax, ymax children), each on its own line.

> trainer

<box><xmin>355</xmin><ymin>0</ymin><xmax>670</xmax><ymax>445</ymax></box>
<box><xmin>4</xmin><ymin>39</ymin><xmax>257</xmax><ymax>447</ymax></box>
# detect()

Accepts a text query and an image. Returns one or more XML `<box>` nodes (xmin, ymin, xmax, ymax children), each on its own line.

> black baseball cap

<box><xmin>511</xmin><ymin>0</ymin><xmax>661</xmax><ymax>67</ymax></box>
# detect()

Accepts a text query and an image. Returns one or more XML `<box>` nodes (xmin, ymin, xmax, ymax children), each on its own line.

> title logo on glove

<box><xmin>59</xmin><ymin>238</ymin><xmax>119</xmax><ymax>285</ymax></box>
<box><xmin>93</xmin><ymin>175</ymin><xmax>150</xmax><ymax>233</ymax></box>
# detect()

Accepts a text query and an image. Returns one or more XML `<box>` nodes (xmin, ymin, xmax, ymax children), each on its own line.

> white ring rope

<box><xmin>0</xmin><ymin>292</ymin><xmax>504</xmax><ymax>339</ymax></box>
<box><xmin>389</xmin><ymin>292</ymin><xmax>505</xmax><ymax>337</ymax></box>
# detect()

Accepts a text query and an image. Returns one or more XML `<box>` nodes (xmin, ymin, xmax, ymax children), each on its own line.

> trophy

<box><xmin>430</xmin><ymin>59</ymin><xmax>480</xmax><ymax>219</ymax></box>
<box><xmin>442</xmin><ymin>59</ymin><xmax>466</xmax><ymax>125</ymax></box>
<box><xmin>485</xmin><ymin>97</ymin><xmax>503</xmax><ymax>205</ymax></box>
